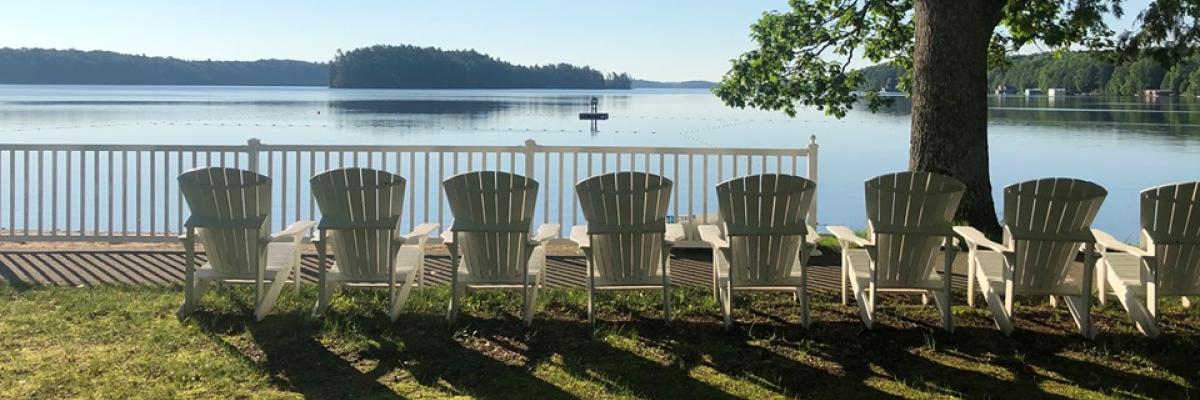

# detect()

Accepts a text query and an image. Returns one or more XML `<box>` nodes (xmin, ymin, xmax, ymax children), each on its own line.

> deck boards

<box><xmin>0</xmin><ymin>249</ymin><xmax>972</xmax><ymax>292</ymax></box>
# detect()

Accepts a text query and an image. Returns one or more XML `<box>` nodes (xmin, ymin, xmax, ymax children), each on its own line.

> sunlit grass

<box><xmin>1</xmin><ymin>282</ymin><xmax>1197</xmax><ymax>398</ymax></box>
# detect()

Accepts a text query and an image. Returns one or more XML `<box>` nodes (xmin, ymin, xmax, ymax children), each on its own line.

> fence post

<box><xmin>807</xmin><ymin>135</ymin><xmax>819</xmax><ymax>226</ymax></box>
<box><xmin>246</xmin><ymin>138</ymin><xmax>261</xmax><ymax>174</ymax></box>
<box><xmin>522</xmin><ymin>139</ymin><xmax>538</xmax><ymax>176</ymax></box>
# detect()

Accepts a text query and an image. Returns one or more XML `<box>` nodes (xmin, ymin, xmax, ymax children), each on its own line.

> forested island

<box><xmin>859</xmin><ymin>51</ymin><xmax>1200</xmax><ymax>96</ymax></box>
<box><xmin>328</xmin><ymin>45</ymin><xmax>631</xmax><ymax>89</ymax></box>
<box><xmin>0</xmin><ymin>48</ymin><xmax>327</xmax><ymax>86</ymax></box>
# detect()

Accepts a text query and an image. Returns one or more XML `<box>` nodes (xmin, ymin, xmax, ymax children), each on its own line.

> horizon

<box><xmin>0</xmin><ymin>1</ymin><xmax>1150</xmax><ymax>83</ymax></box>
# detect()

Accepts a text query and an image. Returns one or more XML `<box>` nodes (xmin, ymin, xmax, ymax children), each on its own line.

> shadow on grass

<box><xmin>175</xmin><ymin>285</ymin><xmax>1200</xmax><ymax>399</ymax></box>
<box><xmin>191</xmin><ymin>303</ymin><xmax>577</xmax><ymax>398</ymax></box>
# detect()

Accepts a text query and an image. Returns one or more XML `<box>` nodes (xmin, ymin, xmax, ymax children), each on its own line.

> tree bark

<box><xmin>910</xmin><ymin>0</ymin><xmax>1004</xmax><ymax>236</ymax></box>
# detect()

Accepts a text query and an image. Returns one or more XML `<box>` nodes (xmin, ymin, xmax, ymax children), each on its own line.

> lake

<box><xmin>2</xmin><ymin>84</ymin><xmax>1199</xmax><ymax>239</ymax></box>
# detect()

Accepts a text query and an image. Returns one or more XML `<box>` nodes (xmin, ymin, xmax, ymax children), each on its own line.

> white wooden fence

<box><xmin>0</xmin><ymin>137</ymin><xmax>818</xmax><ymax>244</ymax></box>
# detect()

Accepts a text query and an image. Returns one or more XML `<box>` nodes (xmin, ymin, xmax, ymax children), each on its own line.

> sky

<box><xmin>0</xmin><ymin>1</ymin><xmax>1153</xmax><ymax>82</ymax></box>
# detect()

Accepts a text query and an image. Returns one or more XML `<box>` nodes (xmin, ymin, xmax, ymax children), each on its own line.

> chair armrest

<box><xmin>401</xmin><ymin>223</ymin><xmax>440</xmax><ymax>243</ymax></box>
<box><xmin>665</xmin><ymin>223</ymin><xmax>685</xmax><ymax>244</ymax></box>
<box><xmin>569</xmin><ymin>225</ymin><xmax>589</xmax><ymax>248</ymax></box>
<box><xmin>697</xmin><ymin>224</ymin><xmax>728</xmax><ymax>249</ymax></box>
<box><xmin>264</xmin><ymin>220</ymin><xmax>315</xmax><ymax>243</ymax></box>
<box><xmin>806</xmin><ymin>224</ymin><xmax>821</xmax><ymax>245</ymax></box>
<box><xmin>826</xmin><ymin>226</ymin><xmax>870</xmax><ymax>248</ymax></box>
<box><xmin>440</xmin><ymin>229</ymin><xmax>454</xmax><ymax>245</ymax></box>
<box><xmin>953</xmin><ymin>226</ymin><xmax>1010</xmax><ymax>253</ymax></box>
<box><xmin>532</xmin><ymin>224</ymin><xmax>560</xmax><ymax>243</ymax></box>
<box><xmin>1092</xmin><ymin>229</ymin><xmax>1150</xmax><ymax>257</ymax></box>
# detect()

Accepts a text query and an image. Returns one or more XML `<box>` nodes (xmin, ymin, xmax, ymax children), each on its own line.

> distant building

<box><xmin>994</xmin><ymin>85</ymin><xmax>1016</xmax><ymax>95</ymax></box>
<box><xmin>1143</xmin><ymin>89</ymin><xmax>1173</xmax><ymax>97</ymax></box>
<box><xmin>1024</xmin><ymin>88</ymin><xmax>1043</xmax><ymax>96</ymax></box>
<box><xmin>1047</xmin><ymin>88</ymin><xmax>1069</xmax><ymax>97</ymax></box>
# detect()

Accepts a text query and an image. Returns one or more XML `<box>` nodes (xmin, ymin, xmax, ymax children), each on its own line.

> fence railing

<box><xmin>0</xmin><ymin>137</ymin><xmax>818</xmax><ymax>245</ymax></box>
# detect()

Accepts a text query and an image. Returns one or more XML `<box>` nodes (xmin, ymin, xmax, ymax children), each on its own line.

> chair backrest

<box><xmin>311</xmin><ymin>168</ymin><xmax>406</xmax><ymax>281</ymax></box>
<box><xmin>717</xmin><ymin>174</ymin><xmax>816</xmax><ymax>284</ymax></box>
<box><xmin>865</xmin><ymin>171</ymin><xmax>964</xmax><ymax>287</ymax></box>
<box><xmin>1140</xmin><ymin>182</ymin><xmax>1200</xmax><ymax>295</ymax></box>
<box><xmin>179</xmin><ymin>167</ymin><xmax>271</xmax><ymax>279</ymax></box>
<box><xmin>443</xmin><ymin>171</ymin><xmax>539</xmax><ymax>282</ymax></box>
<box><xmin>576</xmin><ymin>172</ymin><xmax>673</xmax><ymax>284</ymax></box>
<box><xmin>1002</xmin><ymin>178</ymin><xmax>1106</xmax><ymax>294</ymax></box>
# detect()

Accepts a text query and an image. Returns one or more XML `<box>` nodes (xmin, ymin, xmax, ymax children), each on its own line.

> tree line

<box><xmin>0</xmin><ymin>46</ymin><xmax>634</xmax><ymax>89</ymax></box>
<box><xmin>328</xmin><ymin>45</ymin><xmax>631</xmax><ymax>89</ymax></box>
<box><xmin>0</xmin><ymin>48</ymin><xmax>327</xmax><ymax>86</ymax></box>
<box><xmin>858</xmin><ymin>51</ymin><xmax>1200</xmax><ymax>96</ymax></box>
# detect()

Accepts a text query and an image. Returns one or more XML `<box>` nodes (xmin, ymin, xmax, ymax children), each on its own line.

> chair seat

<box><xmin>265</xmin><ymin>242</ymin><xmax>298</xmax><ymax>266</ymax></box>
<box><xmin>717</xmin><ymin>264</ymin><xmax>805</xmax><ymax>288</ymax></box>
<box><xmin>845</xmin><ymin>248</ymin><xmax>943</xmax><ymax>290</ymax></box>
<box><xmin>326</xmin><ymin>263</ymin><xmax>416</xmax><ymax>284</ymax></box>
<box><xmin>196</xmin><ymin>242</ymin><xmax>299</xmax><ymax>282</ymax></box>
<box><xmin>196</xmin><ymin>264</ymin><xmax>291</xmax><ymax>282</ymax></box>
<box><xmin>455</xmin><ymin>263</ymin><xmax>543</xmax><ymax>286</ymax></box>
<box><xmin>974</xmin><ymin>251</ymin><xmax>1084</xmax><ymax>295</ymax></box>
<box><xmin>1103</xmin><ymin>252</ymin><xmax>1146</xmax><ymax>295</ymax></box>
<box><xmin>592</xmin><ymin>272</ymin><xmax>667</xmax><ymax>288</ymax></box>
<box><xmin>325</xmin><ymin>245</ymin><xmax>425</xmax><ymax>284</ymax></box>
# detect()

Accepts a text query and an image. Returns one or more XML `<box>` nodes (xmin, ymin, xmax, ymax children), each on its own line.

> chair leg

<box><xmin>256</xmin><ymin>270</ymin><xmax>291</xmax><ymax>321</ymax></box>
<box><xmin>932</xmin><ymin>288</ymin><xmax>954</xmax><ymax>332</ymax></box>
<box><xmin>966</xmin><ymin>252</ymin><xmax>976</xmax><ymax>308</ymax></box>
<box><xmin>587</xmin><ymin>284</ymin><xmax>595</xmax><ymax>325</ymax></box>
<box><xmin>293</xmin><ymin>263</ymin><xmax>302</xmax><ymax>294</ymax></box>
<box><xmin>524</xmin><ymin>281</ymin><xmax>539</xmax><ymax>327</ymax></box>
<box><xmin>722</xmin><ymin>281</ymin><xmax>733</xmax><ymax>329</ymax></box>
<box><xmin>798</xmin><ymin>287</ymin><xmax>810</xmax><ymax>328</ymax></box>
<box><xmin>313</xmin><ymin>239</ymin><xmax>329</xmax><ymax>317</ymax></box>
<box><xmin>840</xmin><ymin>252</ymin><xmax>849</xmax><ymax>306</ymax></box>
<box><xmin>1096</xmin><ymin>260</ymin><xmax>1107</xmax><ymax>306</ymax></box>
<box><xmin>1183</xmin><ymin>297</ymin><xmax>1192</xmax><ymax>308</ymax></box>
<box><xmin>389</xmin><ymin>277</ymin><xmax>415</xmax><ymax>322</ymax></box>
<box><xmin>312</xmin><ymin>281</ymin><xmax>335</xmax><ymax>317</ymax></box>
<box><xmin>179</xmin><ymin>233</ymin><xmax>198</xmax><ymax>320</ymax></box>
<box><xmin>800</xmin><ymin>264</ymin><xmax>810</xmax><ymax>328</ymax></box>
<box><xmin>447</xmin><ymin>279</ymin><xmax>462</xmax><ymax>323</ymax></box>
<box><xmin>663</xmin><ymin>281</ymin><xmax>672</xmax><ymax>324</ymax></box>
<box><xmin>177</xmin><ymin>277</ymin><xmax>209</xmax><ymax>319</ymax></box>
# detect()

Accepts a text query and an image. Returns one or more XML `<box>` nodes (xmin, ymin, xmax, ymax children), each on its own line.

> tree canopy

<box><xmin>715</xmin><ymin>0</ymin><xmax>1200</xmax><ymax>117</ymax></box>
<box><xmin>328</xmin><ymin>45</ymin><xmax>631</xmax><ymax>89</ymax></box>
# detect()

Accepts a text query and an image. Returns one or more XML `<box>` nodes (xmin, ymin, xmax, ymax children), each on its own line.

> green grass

<box><xmin>2</xmin><ymin>282</ymin><xmax>1198</xmax><ymax>399</ymax></box>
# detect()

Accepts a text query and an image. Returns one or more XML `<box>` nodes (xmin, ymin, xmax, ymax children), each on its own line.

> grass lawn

<box><xmin>1</xmin><ymin>282</ymin><xmax>1198</xmax><ymax>399</ymax></box>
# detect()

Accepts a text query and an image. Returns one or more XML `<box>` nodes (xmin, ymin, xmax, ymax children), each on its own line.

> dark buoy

<box><xmin>578</xmin><ymin>97</ymin><xmax>608</xmax><ymax>120</ymax></box>
<box><xmin>579</xmin><ymin>97</ymin><xmax>608</xmax><ymax>133</ymax></box>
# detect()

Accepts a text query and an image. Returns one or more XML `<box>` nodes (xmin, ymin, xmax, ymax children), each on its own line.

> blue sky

<box><xmin>0</xmin><ymin>1</ymin><xmax>1151</xmax><ymax>82</ymax></box>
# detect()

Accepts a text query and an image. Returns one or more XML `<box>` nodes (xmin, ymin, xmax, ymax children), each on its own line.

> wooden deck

<box><xmin>0</xmin><ymin>249</ymin><xmax>972</xmax><ymax>292</ymax></box>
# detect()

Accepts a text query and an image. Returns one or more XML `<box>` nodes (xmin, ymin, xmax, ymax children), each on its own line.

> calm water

<box><xmin>2</xmin><ymin>84</ymin><xmax>1198</xmax><ymax>238</ymax></box>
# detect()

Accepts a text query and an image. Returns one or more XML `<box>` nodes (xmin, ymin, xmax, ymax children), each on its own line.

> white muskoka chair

<box><xmin>827</xmin><ymin>172</ymin><xmax>964</xmax><ymax>331</ymax></box>
<box><xmin>310</xmin><ymin>168</ymin><xmax>438</xmax><ymax>321</ymax></box>
<box><xmin>571</xmin><ymin>172</ymin><xmax>683</xmax><ymax>323</ymax></box>
<box><xmin>698</xmin><ymin>174</ymin><xmax>820</xmax><ymax>328</ymax></box>
<box><xmin>955</xmin><ymin>178</ymin><xmax>1106</xmax><ymax>338</ymax></box>
<box><xmin>441</xmin><ymin>171</ymin><xmax>558</xmax><ymax>326</ymax></box>
<box><xmin>1093</xmin><ymin>181</ymin><xmax>1200</xmax><ymax>337</ymax></box>
<box><xmin>177</xmin><ymin>167</ymin><xmax>314</xmax><ymax>321</ymax></box>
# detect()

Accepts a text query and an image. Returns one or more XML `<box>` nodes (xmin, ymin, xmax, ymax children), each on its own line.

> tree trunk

<box><xmin>910</xmin><ymin>0</ymin><xmax>1004</xmax><ymax>236</ymax></box>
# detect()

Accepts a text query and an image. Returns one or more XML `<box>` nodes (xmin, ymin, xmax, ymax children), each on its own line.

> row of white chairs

<box><xmin>175</xmin><ymin>167</ymin><xmax>1199</xmax><ymax>337</ymax></box>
